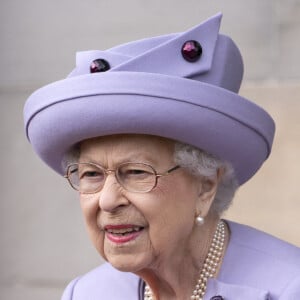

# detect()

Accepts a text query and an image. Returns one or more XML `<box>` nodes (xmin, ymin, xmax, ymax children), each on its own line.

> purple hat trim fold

<box><xmin>24</xmin><ymin>13</ymin><xmax>275</xmax><ymax>185</ymax></box>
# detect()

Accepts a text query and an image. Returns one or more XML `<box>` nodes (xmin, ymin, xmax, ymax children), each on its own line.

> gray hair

<box><xmin>62</xmin><ymin>143</ymin><xmax>80</xmax><ymax>171</ymax></box>
<box><xmin>174</xmin><ymin>142</ymin><xmax>238</xmax><ymax>215</ymax></box>
<box><xmin>62</xmin><ymin>140</ymin><xmax>238</xmax><ymax>215</ymax></box>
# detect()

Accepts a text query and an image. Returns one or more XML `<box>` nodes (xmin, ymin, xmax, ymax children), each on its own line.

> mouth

<box><xmin>104</xmin><ymin>224</ymin><xmax>145</xmax><ymax>244</ymax></box>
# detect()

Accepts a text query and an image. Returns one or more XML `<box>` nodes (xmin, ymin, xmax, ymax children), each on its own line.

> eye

<box><xmin>126</xmin><ymin>169</ymin><xmax>148</xmax><ymax>175</ymax></box>
<box><xmin>118</xmin><ymin>164</ymin><xmax>154</xmax><ymax>180</ymax></box>
<box><xmin>78</xmin><ymin>165</ymin><xmax>105</xmax><ymax>181</ymax></box>
<box><xmin>123</xmin><ymin>169</ymin><xmax>148</xmax><ymax>178</ymax></box>
<box><xmin>81</xmin><ymin>171</ymin><xmax>102</xmax><ymax>178</ymax></box>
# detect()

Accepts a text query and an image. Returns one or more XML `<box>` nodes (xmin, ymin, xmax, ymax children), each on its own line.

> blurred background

<box><xmin>1</xmin><ymin>1</ymin><xmax>300</xmax><ymax>299</ymax></box>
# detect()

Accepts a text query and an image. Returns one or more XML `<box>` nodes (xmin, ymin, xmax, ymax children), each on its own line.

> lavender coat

<box><xmin>61</xmin><ymin>221</ymin><xmax>300</xmax><ymax>299</ymax></box>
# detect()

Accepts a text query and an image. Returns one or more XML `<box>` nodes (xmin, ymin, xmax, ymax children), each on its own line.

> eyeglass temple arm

<box><xmin>64</xmin><ymin>167</ymin><xmax>78</xmax><ymax>178</ymax></box>
<box><xmin>156</xmin><ymin>165</ymin><xmax>180</xmax><ymax>177</ymax></box>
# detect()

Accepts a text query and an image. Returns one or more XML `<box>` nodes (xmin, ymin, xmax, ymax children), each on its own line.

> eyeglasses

<box><xmin>64</xmin><ymin>162</ymin><xmax>180</xmax><ymax>194</ymax></box>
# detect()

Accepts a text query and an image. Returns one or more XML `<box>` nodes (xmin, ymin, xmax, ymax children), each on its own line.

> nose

<box><xmin>98</xmin><ymin>172</ymin><xmax>129</xmax><ymax>212</ymax></box>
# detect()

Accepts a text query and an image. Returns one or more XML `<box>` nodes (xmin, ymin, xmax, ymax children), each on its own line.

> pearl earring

<box><xmin>195</xmin><ymin>215</ymin><xmax>205</xmax><ymax>226</ymax></box>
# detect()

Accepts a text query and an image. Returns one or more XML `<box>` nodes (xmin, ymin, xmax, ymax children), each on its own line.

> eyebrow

<box><xmin>79</xmin><ymin>152</ymin><xmax>160</xmax><ymax>167</ymax></box>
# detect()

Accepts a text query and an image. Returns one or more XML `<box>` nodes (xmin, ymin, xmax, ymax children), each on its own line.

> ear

<box><xmin>195</xmin><ymin>168</ymin><xmax>224</xmax><ymax>217</ymax></box>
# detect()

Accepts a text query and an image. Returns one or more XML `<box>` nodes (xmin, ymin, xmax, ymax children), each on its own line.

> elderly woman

<box><xmin>24</xmin><ymin>14</ymin><xmax>300</xmax><ymax>300</ymax></box>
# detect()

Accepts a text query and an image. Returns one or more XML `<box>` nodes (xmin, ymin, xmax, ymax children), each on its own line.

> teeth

<box><xmin>107</xmin><ymin>227</ymin><xmax>142</xmax><ymax>234</ymax></box>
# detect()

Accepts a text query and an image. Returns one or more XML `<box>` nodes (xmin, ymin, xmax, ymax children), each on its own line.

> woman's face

<box><xmin>79</xmin><ymin>135</ymin><xmax>202</xmax><ymax>272</ymax></box>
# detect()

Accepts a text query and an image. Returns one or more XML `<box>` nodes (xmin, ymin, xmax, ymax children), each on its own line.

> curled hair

<box><xmin>61</xmin><ymin>143</ymin><xmax>80</xmax><ymax>171</ymax></box>
<box><xmin>174</xmin><ymin>143</ymin><xmax>238</xmax><ymax>215</ymax></box>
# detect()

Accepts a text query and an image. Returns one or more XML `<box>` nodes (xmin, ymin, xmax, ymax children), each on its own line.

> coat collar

<box><xmin>203</xmin><ymin>220</ymin><xmax>271</xmax><ymax>299</ymax></box>
<box><xmin>138</xmin><ymin>278</ymin><xmax>270</xmax><ymax>300</ymax></box>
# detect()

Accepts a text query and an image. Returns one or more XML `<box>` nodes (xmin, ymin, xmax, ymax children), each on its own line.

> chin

<box><xmin>107</xmin><ymin>253</ymin><xmax>151</xmax><ymax>273</ymax></box>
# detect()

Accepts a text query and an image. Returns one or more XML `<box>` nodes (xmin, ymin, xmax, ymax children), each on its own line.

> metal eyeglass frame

<box><xmin>64</xmin><ymin>162</ymin><xmax>181</xmax><ymax>193</ymax></box>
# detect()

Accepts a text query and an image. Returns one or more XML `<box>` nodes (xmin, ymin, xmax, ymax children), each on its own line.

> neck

<box><xmin>138</xmin><ymin>215</ymin><xmax>227</xmax><ymax>300</ymax></box>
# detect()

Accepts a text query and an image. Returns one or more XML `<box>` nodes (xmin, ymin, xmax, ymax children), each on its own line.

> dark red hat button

<box><xmin>181</xmin><ymin>40</ymin><xmax>202</xmax><ymax>62</ymax></box>
<box><xmin>210</xmin><ymin>296</ymin><xmax>224</xmax><ymax>300</ymax></box>
<box><xmin>90</xmin><ymin>59</ymin><xmax>110</xmax><ymax>73</ymax></box>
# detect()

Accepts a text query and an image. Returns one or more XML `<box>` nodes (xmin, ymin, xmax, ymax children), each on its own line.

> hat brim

<box><xmin>24</xmin><ymin>71</ymin><xmax>275</xmax><ymax>185</ymax></box>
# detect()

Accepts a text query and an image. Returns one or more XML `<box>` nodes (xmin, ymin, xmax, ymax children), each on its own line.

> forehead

<box><xmin>79</xmin><ymin>134</ymin><xmax>175</xmax><ymax>165</ymax></box>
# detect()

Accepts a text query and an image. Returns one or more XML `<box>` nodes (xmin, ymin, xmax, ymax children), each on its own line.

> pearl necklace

<box><xmin>144</xmin><ymin>220</ymin><xmax>226</xmax><ymax>300</ymax></box>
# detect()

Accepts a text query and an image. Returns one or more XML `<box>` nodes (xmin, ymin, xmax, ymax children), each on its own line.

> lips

<box><xmin>104</xmin><ymin>224</ymin><xmax>144</xmax><ymax>244</ymax></box>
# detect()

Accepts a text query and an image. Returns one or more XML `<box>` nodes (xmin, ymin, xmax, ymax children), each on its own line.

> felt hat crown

<box><xmin>24</xmin><ymin>13</ymin><xmax>275</xmax><ymax>185</ymax></box>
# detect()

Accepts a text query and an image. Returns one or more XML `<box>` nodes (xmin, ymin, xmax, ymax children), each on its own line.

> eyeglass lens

<box><xmin>67</xmin><ymin>163</ymin><xmax>157</xmax><ymax>193</ymax></box>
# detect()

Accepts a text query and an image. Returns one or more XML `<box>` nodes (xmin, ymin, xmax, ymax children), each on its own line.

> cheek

<box><xmin>80</xmin><ymin>193</ymin><xmax>99</xmax><ymax>224</ymax></box>
<box><xmin>80</xmin><ymin>194</ymin><xmax>106</xmax><ymax>257</ymax></box>
<box><xmin>144</xmin><ymin>182</ymin><xmax>196</xmax><ymax>251</ymax></box>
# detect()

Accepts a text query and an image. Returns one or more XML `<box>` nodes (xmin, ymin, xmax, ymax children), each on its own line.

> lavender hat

<box><xmin>24</xmin><ymin>13</ymin><xmax>275</xmax><ymax>185</ymax></box>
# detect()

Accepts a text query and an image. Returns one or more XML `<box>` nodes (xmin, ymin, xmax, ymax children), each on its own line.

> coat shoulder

<box><xmin>61</xmin><ymin>263</ymin><xmax>141</xmax><ymax>300</ymax></box>
<box><xmin>227</xmin><ymin>220</ymin><xmax>300</xmax><ymax>265</ymax></box>
<box><xmin>222</xmin><ymin>220</ymin><xmax>300</xmax><ymax>298</ymax></box>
